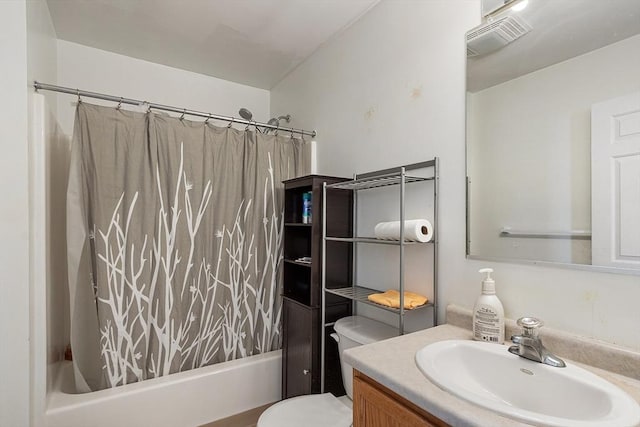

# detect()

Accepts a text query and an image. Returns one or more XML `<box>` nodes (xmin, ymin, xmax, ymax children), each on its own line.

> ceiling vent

<box><xmin>466</xmin><ymin>15</ymin><xmax>532</xmax><ymax>57</ymax></box>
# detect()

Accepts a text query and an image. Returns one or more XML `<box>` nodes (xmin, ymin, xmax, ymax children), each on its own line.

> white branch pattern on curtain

<box><xmin>94</xmin><ymin>145</ymin><xmax>284</xmax><ymax>387</ymax></box>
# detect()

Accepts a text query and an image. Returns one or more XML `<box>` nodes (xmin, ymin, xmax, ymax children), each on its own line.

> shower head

<box><xmin>264</xmin><ymin>113</ymin><xmax>293</xmax><ymax>133</ymax></box>
<box><xmin>266</xmin><ymin>114</ymin><xmax>292</xmax><ymax>129</ymax></box>
<box><xmin>238</xmin><ymin>108</ymin><xmax>253</xmax><ymax>121</ymax></box>
<box><xmin>238</xmin><ymin>109</ymin><xmax>292</xmax><ymax>133</ymax></box>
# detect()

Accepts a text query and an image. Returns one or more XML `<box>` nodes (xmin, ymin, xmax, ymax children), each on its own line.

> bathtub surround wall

<box><xmin>271</xmin><ymin>0</ymin><xmax>640</xmax><ymax>350</ymax></box>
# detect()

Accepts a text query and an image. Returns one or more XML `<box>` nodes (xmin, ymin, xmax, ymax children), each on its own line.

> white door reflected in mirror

<box><xmin>591</xmin><ymin>92</ymin><xmax>640</xmax><ymax>269</ymax></box>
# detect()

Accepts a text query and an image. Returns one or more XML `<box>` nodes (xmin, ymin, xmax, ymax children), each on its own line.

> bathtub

<box><xmin>46</xmin><ymin>351</ymin><xmax>282</xmax><ymax>427</ymax></box>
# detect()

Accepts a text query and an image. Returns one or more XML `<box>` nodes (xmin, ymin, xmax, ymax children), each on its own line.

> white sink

<box><xmin>415</xmin><ymin>340</ymin><xmax>640</xmax><ymax>427</ymax></box>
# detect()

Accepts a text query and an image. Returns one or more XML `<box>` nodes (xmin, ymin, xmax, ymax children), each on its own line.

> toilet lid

<box><xmin>258</xmin><ymin>393</ymin><xmax>352</xmax><ymax>427</ymax></box>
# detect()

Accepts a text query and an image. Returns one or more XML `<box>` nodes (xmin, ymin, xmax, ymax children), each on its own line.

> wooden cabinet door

<box><xmin>353</xmin><ymin>372</ymin><xmax>448</xmax><ymax>427</ymax></box>
<box><xmin>282</xmin><ymin>299</ymin><xmax>315</xmax><ymax>398</ymax></box>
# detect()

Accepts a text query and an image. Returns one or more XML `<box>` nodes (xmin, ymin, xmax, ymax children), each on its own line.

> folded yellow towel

<box><xmin>367</xmin><ymin>290</ymin><xmax>428</xmax><ymax>309</ymax></box>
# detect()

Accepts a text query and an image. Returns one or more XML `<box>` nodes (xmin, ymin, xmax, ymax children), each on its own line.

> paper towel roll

<box><xmin>374</xmin><ymin>220</ymin><xmax>433</xmax><ymax>243</ymax></box>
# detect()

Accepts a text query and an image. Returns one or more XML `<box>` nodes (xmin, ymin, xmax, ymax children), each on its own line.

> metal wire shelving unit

<box><xmin>320</xmin><ymin>158</ymin><xmax>439</xmax><ymax>392</ymax></box>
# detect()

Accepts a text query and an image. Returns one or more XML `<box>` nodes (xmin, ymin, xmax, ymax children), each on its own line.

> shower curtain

<box><xmin>67</xmin><ymin>103</ymin><xmax>310</xmax><ymax>392</ymax></box>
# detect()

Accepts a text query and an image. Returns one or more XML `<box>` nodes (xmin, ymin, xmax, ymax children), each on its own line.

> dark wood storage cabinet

<box><xmin>281</xmin><ymin>175</ymin><xmax>353</xmax><ymax>399</ymax></box>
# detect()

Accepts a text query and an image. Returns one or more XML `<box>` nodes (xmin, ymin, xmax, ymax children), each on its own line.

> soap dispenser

<box><xmin>473</xmin><ymin>268</ymin><xmax>505</xmax><ymax>344</ymax></box>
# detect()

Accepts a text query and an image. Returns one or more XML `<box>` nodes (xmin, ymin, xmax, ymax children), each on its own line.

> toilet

<box><xmin>258</xmin><ymin>316</ymin><xmax>398</xmax><ymax>427</ymax></box>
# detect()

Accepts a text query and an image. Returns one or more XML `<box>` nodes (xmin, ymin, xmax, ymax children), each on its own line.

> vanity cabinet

<box><xmin>281</xmin><ymin>175</ymin><xmax>353</xmax><ymax>399</ymax></box>
<box><xmin>353</xmin><ymin>370</ymin><xmax>450</xmax><ymax>427</ymax></box>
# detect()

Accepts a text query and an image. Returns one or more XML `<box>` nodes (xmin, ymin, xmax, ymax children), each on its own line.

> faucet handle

<box><xmin>516</xmin><ymin>317</ymin><xmax>543</xmax><ymax>338</ymax></box>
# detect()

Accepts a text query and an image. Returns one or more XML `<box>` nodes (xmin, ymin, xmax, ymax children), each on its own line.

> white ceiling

<box><xmin>468</xmin><ymin>0</ymin><xmax>640</xmax><ymax>92</ymax></box>
<box><xmin>47</xmin><ymin>0</ymin><xmax>379</xmax><ymax>89</ymax></box>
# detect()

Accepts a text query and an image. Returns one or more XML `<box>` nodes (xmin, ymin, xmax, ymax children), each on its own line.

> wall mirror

<box><xmin>466</xmin><ymin>0</ymin><xmax>640</xmax><ymax>275</ymax></box>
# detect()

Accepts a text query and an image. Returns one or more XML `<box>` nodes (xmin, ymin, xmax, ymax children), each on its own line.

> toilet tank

<box><xmin>333</xmin><ymin>316</ymin><xmax>398</xmax><ymax>398</ymax></box>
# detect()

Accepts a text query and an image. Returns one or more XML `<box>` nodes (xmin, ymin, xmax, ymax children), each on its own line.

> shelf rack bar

<box><xmin>324</xmin><ymin>236</ymin><xmax>430</xmax><ymax>245</ymax></box>
<box><xmin>325</xmin><ymin>286</ymin><xmax>433</xmax><ymax>314</ymax></box>
<box><xmin>399</xmin><ymin>167</ymin><xmax>406</xmax><ymax>334</ymax></box>
<box><xmin>356</xmin><ymin>159</ymin><xmax>437</xmax><ymax>179</ymax></box>
<box><xmin>352</xmin><ymin>171</ymin><xmax>359</xmax><ymax>324</ymax></box>
<box><xmin>326</xmin><ymin>174</ymin><xmax>431</xmax><ymax>191</ymax></box>
<box><xmin>433</xmin><ymin>157</ymin><xmax>439</xmax><ymax>326</ymax></box>
<box><xmin>326</xmin><ymin>160</ymin><xmax>436</xmax><ymax>192</ymax></box>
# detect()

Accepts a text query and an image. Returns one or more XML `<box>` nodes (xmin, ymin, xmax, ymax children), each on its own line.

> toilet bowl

<box><xmin>258</xmin><ymin>316</ymin><xmax>397</xmax><ymax>427</ymax></box>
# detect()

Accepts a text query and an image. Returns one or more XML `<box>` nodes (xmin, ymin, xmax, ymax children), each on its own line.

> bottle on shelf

<box><xmin>302</xmin><ymin>191</ymin><xmax>312</xmax><ymax>224</ymax></box>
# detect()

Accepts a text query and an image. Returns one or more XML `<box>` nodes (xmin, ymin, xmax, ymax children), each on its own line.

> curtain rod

<box><xmin>33</xmin><ymin>81</ymin><xmax>317</xmax><ymax>138</ymax></box>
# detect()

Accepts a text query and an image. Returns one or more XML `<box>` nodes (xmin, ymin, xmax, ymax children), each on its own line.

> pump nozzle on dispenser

<box><xmin>479</xmin><ymin>268</ymin><xmax>495</xmax><ymax>294</ymax></box>
<box><xmin>479</xmin><ymin>268</ymin><xmax>493</xmax><ymax>279</ymax></box>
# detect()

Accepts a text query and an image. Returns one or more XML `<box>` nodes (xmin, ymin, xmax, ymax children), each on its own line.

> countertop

<box><xmin>343</xmin><ymin>322</ymin><xmax>640</xmax><ymax>427</ymax></box>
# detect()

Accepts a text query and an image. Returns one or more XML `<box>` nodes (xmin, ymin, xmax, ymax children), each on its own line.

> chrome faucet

<box><xmin>508</xmin><ymin>317</ymin><xmax>566</xmax><ymax>368</ymax></box>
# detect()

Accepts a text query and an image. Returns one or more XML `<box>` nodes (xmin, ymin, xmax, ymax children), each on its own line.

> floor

<box><xmin>198</xmin><ymin>403</ymin><xmax>272</xmax><ymax>427</ymax></box>
<box><xmin>199</xmin><ymin>395</ymin><xmax>352</xmax><ymax>426</ymax></box>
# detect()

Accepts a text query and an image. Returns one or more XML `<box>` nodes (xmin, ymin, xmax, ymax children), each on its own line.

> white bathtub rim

<box><xmin>47</xmin><ymin>349</ymin><xmax>282</xmax><ymax>414</ymax></box>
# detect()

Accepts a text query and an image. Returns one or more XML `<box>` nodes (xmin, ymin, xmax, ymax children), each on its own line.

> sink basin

<box><xmin>415</xmin><ymin>340</ymin><xmax>640</xmax><ymax>427</ymax></box>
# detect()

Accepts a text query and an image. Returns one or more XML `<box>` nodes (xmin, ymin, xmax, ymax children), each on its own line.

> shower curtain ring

<box><xmin>76</xmin><ymin>89</ymin><xmax>82</xmax><ymax>104</ymax></box>
<box><xmin>275</xmin><ymin>123</ymin><xmax>280</xmax><ymax>136</ymax></box>
<box><xmin>245</xmin><ymin>121</ymin><xmax>251</xmax><ymax>131</ymax></box>
<box><xmin>290</xmin><ymin>128</ymin><xmax>295</xmax><ymax>139</ymax></box>
<box><xmin>205</xmin><ymin>113</ymin><xmax>211</xmax><ymax>124</ymax></box>
<box><xmin>180</xmin><ymin>109</ymin><xmax>186</xmax><ymax>120</ymax></box>
<box><xmin>116</xmin><ymin>97</ymin><xmax>123</xmax><ymax>110</ymax></box>
<box><xmin>227</xmin><ymin>117</ymin><xmax>235</xmax><ymax>128</ymax></box>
